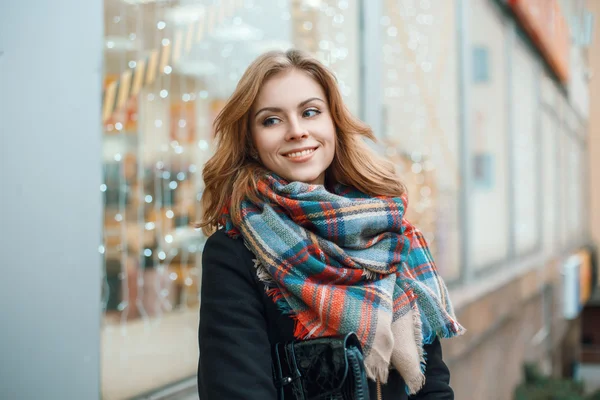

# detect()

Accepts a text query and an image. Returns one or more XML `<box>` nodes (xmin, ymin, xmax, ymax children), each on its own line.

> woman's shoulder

<box><xmin>202</xmin><ymin>229</ymin><xmax>256</xmax><ymax>275</ymax></box>
<box><xmin>204</xmin><ymin>228</ymin><xmax>248</xmax><ymax>254</ymax></box>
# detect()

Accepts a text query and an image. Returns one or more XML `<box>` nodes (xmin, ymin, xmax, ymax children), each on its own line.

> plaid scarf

<box><xmin>221</xmin><ymin>174</ymin><xmax>464</xmax><ymax>394</ymax></box>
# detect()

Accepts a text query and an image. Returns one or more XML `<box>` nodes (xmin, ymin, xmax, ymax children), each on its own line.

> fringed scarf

<box><xmin>220</xmin><ymin>174</ymin><xmax>464</xmax><ymax>394</ymax></box>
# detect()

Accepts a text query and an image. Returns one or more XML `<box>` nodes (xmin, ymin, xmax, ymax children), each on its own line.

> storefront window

<box><xmin>380</xmin><ymin>0</ymin><xmax>461</xmax><ymax>281</ymax></box>
<box><xmin>567</xmin><ymin>134</ymin><xmax>585</xmax><ymax>242</ymax></box>
<box><xmin>577</xmin><ymin>123</ymin><xmax>588</xmax><ymax>238</ymax></box>
<box><xmin>468</xmin><ymin>0</ymin><xmax>510</xmax><ymax>268</ymax></box>
<box><xmin>511</xmin><ymin>39</ymin><xmax>539</xmax><ymax>254</ymax></box>
<box><xmin>540</xmin><ymin>76</ymin><xmax>559</xmax><ymax>253</ymax></box>
<box><xmin>101</xmin><ymin>0</ymin><xmax>360</xmax><ymax>398</ymax></box>
<box><xmin>555</xmin><ymin>100</ymin><xmax>587</xmax><ymax>249</ymax></box>
<box><xmin>558</xmin><ymin>96</ymin><xmax>570</xmax><ymax>248</ymax></box>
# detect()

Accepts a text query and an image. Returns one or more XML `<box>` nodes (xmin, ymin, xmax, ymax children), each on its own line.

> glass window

<box><xmin>541</xmin><ymin>103</ymin><xmax>559</xmax><ymax>254</ymax></box>
<box><xmin>468</xmin><ymin>0</ymin><xmax>510</xmax><ymax>268</ymax></box>
<box><xmin>558</xmin><ymin>97</ymin><xmax>570</xmax><ymax>248</ymax></box>
<box><xmin>567</xmin><ymin>136</ymin><xmax>585</xmax><ymax>242</ymax></box>
<box><xmin>540</xmin><ymin>72</ymin><xmax>559</xmax><ymax>254</ymax></box>
<box><xmin>511</xmin><ymin>39</ymin><xmax>539</xmax><ymax>254</ymax></box>
<box><xmin>101</xmin><ymin>1</ymin><xmax>361</xmax><ymax>398</ymax></box>
<box><xmin>379</xmin><ymin>0</ymin><xmax>461</xmax><ymax>281</ymax></box>
<box><xmin>577</xmin><ymin>123</ymin><xmax>588</xmax><ymax>238</ymax></box>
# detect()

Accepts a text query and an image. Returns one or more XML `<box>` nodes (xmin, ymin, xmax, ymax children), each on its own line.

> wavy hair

<box><xmin>198</xmin><ymin>49</ymin><xmax>405</xmax><ymax>235</ymax></box>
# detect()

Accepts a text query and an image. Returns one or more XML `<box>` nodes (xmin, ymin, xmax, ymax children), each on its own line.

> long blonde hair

<box><xmin>198</xmin><ymin>49</ymin><xmax>405</xmax><ymax>235</ymax></box>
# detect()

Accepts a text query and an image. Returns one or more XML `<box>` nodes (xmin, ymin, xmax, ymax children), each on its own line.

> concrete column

<box><xmin>0</xmin><ymin>1</ymin><xmax>103</xmax><ymax>399</ymax></box>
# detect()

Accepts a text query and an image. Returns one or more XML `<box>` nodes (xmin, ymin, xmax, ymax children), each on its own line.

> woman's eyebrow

<box><xmin>297</xmin><ymin>97</ymin><xmax>325</xmax><ymax>108</ymax></box>
<box><xmin>254</xmin><ymin>106</ymin><xmax>283</xmax><ymax>119</ymax></box>
<box><xmin>254</xmin><ymin>97</ymin><xmax>325</xmax><ymax>119</ymax></box>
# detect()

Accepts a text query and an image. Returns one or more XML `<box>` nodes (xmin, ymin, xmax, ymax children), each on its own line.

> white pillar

<box><xmin>0</xmin><ymin>1</ymin><xmax>103</xmax><ymax>399</ymax></box>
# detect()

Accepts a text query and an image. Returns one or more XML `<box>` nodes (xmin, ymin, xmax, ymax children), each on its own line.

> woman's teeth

<box><xmin>285</xmin><ymin>148</ymin><xmax>315</xmax><ymax>158</ymax></box>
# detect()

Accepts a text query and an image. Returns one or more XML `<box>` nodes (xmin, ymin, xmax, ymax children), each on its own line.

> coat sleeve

<box><xmin>411</xmin><ymin>337</ymin><xmax>454</xmax><ymax>399</ymax></box>
<box><xmin>197</xmin><ymin>230</ymin><xmax>277</xmax><ymax>400</ymax></box>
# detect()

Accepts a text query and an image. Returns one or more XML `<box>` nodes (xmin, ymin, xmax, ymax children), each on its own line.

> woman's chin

<box><xmin>293</xmin><ymin>175</ymin><xmax>325</xmax><ymax>185</ymax></box>
<box><xmin>280</xmin><ymin>171</ymin><xmax>325</xmax><ymax>185</ymax></box>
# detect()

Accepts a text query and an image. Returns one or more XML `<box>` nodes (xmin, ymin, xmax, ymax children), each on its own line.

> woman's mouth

<box><xmin>283</xmin><ymin>147</ymin><xmax>318</xmax><ymax>159</ymax></box>
<box><xmin>281</xmin><ymin>147</ymin><xmax>319</xmax><ymax>163</ymax></box>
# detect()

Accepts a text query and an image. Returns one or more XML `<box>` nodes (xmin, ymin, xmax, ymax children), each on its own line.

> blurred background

<box><xmin>1</xmin><ymin>0</ymin><xmax>600</xmax><ymax>399</ymax></box>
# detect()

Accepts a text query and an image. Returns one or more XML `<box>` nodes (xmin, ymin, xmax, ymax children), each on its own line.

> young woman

<box><xmin>197</xmin><ymin>49</ymin><xmax>464</xmax><ymax>399</ymax></box>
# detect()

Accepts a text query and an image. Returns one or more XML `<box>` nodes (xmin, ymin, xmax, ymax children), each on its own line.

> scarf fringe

<box><xmin>362</xmin><ymin>268</ymin><xmax>378</xmax><ymax>280</ymax></box>
<box><xmin>252</xmin><ymin>258</ymin><xmax>274</xmax><ymax>291</ymax></box>
<box><xmin>408</xmin><ymin>303</ymin><xmax>427</xmax><ymax>395</ymax></box>
<box><xmin>412</xmin><ymin>303</ymin><xmax>427</xmax><ymax>371</ymax></box>
<box><xmin>436</xmin><ymin>319</ymin><xmax>467</xmax><ymax>341</ymax></box>
<box><xmin>364</xmin><ymin>358</ymin><xmax>391</xmax><ymax>385</ymax></box>
<box><xmin>251</xmin><ymin>253</ymin><xmax>312</xmax><ymax>339</ymax></box>
<box><xmin>267</xmin><ymin>287</ymin><xmax>311</xmax><ymax>338</ymax></box>
<box><xmin>405</xmin><ymin>372</ymin><xmax>427</xmax><ymax>396</ymax></box>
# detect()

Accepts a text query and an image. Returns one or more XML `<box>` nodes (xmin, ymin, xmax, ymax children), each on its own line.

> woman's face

<box><xmin>250</xmin><ymin>69</ymin><xmax>336</xmax><ymax>185</ymax></box>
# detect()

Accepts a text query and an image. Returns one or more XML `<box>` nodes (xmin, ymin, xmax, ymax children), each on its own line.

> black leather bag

<box><xmin>272</xmin><ymin>332</ymin><xmax>370</xmax><ymax>400</ymax></box>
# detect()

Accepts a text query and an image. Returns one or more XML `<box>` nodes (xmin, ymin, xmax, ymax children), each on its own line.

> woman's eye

<box><xmin>262</xmin><ymin>117</ymin><xmax>280</xmax><ymax>127</ymax></box>
<box><xmin>303</xmin><ymin>109</ymin><xmax>320</xmax><ymax>118</ymax></box>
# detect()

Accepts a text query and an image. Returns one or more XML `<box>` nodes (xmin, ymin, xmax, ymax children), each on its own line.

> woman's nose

<box><xmin>285</xmin><ymin>118</ymin><xmax>309</xmax><ymax>141</ymax></box>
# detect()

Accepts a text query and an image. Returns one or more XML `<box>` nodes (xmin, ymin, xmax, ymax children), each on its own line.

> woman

<box><xmin>197</xmin><ymin>49</ymin><xmax>464</xmax><ymax>399</ymax></box>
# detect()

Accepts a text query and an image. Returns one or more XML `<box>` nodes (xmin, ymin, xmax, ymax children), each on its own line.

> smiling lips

<box><xmin>282</xmin><ymin>146</ymin><xmax>318</xmax><ymax>160</ymax></box>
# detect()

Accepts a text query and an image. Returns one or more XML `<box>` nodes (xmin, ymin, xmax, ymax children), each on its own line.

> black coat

<box><xmin>198</xmin><ymin>229</ymin><xmax>454</xmax><ymax>399</ymax></box>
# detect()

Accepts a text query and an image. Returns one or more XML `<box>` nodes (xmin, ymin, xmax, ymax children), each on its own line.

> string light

<box><xmin>198</xmin><ymin>140</ymin><xmax>209</xmax><ymax>150</ymax></box>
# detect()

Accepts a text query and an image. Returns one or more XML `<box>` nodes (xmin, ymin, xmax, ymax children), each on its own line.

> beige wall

<box><xmin>444</xmin><ymin>255</ymin><xmax>576</xmax><ymax>400</ymax></box>
<box><xmin>588</xmin><ymin>0</ymin><xmax>600</xmax><ymax>247</ymax></box>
